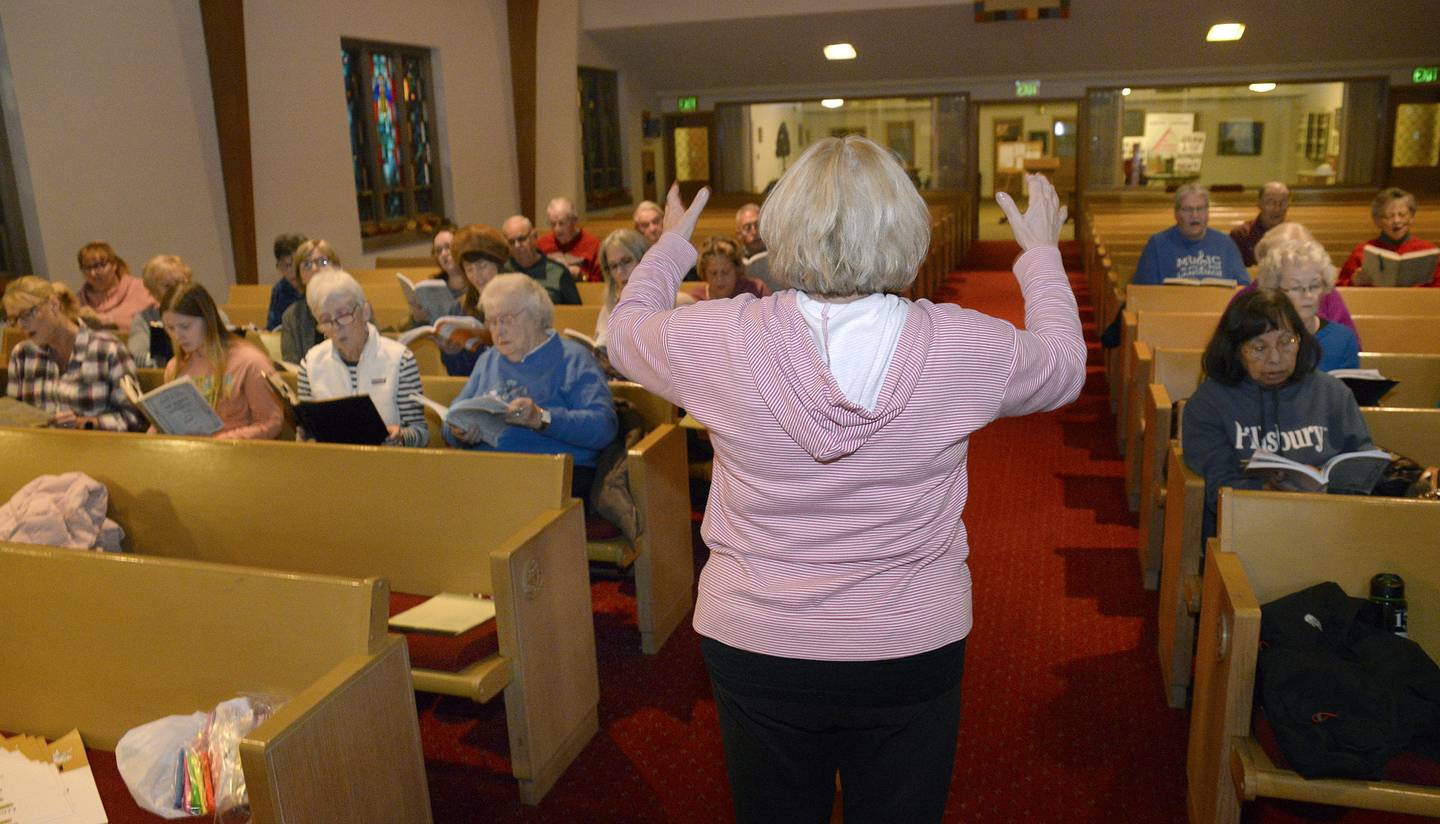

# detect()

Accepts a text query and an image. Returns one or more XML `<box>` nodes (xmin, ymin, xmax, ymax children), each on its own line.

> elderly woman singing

<box><xmin>608</xmin><ymin>136</ymin><xmax>1085</xmax><ymax>823</ymax></box>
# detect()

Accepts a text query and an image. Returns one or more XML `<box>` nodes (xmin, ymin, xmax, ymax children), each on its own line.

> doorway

<box><xmin>665</xmin><ymin>113</ymin><xmax>715</xmax><ymax>201</ymax></box>
<box><xmin>974</xmin><ymin>100</ymin><xmax>1079</xmax><ymax>240</ymax></box>
<box><xmin>1387</xmin><ymin>86</ymin><xmax>1440</xmax><ymax>195</ymax></box>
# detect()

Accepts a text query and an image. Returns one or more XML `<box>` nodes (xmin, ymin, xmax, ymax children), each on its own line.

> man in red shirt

<box><xmin>537</xmin><ymin>196</ymin><xmax>602</xmax><ymax>282</ymax></box>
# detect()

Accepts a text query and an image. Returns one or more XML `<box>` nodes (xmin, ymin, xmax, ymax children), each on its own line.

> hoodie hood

<box><xmin>740</xmin><ymin>291</ymin><xmax>931</xmax><ymax>462</ymax></box>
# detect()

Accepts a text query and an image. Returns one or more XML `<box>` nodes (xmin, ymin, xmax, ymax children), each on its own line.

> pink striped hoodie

<box><xmin>609</xmin><ymin>234</ymin><xmax>1085</xmax><ymax>660</ymax></box>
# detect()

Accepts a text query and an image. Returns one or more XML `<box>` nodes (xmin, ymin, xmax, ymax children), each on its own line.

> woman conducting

<box><xmin>297</xmin><ymin>269</ymin><xmax>427</xmax><ymax>447</ymax></box>
<box><xmin>1254</xmin><ymin>238</ymin><xmax>1359</xmax><ymax>371</ymax></box>
<box><xmin>1182</xmin><ymin>290</ymin><xmax>1374</xmax><ymax>539</ymax></box>
<box><xmin>160</xmin><ymin>283</ymin><xmax>282</xmax><ymax>440</ymax></box>
<box><xmin>608</xmin><ymin>136</ymin><xmax>1086</xmax><ymax>823</ymax></box>
<box><xmin>4</xmin><ymin>276</ymin><xmax>143</xmax><ymax>431</ymax></box>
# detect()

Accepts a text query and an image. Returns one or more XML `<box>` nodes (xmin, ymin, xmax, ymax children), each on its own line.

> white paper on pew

<box><xmin>388</xmin><ymin>593</ymin><xmax>496</xmax><ymax>635</ymax></box>
<box><xmin>57</xmin><ymin>765</ymin><xmax>107</xmax><ymax>824</ymax></box>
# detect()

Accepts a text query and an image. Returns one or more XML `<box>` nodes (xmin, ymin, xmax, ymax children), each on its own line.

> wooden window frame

<box><xmin>342</xmin><ymin>38</ymin><xmax>446</xmax><ymax>252</ymax></box>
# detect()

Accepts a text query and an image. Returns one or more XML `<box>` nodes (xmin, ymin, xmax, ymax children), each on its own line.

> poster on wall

<box><xmin>1174</xmin><ymin>132</ymin><xmax>1206</xmax><ymax>173</ymax></box>
<box><xmin>1218</xmin><ymin>121</ymin><xmax>1264</xmax><ymax>156</ymax></box>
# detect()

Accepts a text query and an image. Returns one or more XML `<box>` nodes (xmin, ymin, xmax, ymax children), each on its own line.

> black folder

<box><xmin>293</xmin><ymin>394</ymin><xmax>389</xmax><ymax>445</ymax></box>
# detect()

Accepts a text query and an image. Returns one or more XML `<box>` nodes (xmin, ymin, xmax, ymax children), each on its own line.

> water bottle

<box><xmin>1369</xmin><ymin>573</ymin><xmax>1408</xmax><ymax>638</ymax></box>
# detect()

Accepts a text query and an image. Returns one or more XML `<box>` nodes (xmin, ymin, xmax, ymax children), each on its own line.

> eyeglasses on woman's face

<box><xmin>1241</xmin><ymin>332</ymin><xmax>1300</xmax><ymax>361</ymax></box>
<box><xmin>8</xmin><ymin>303</ymin><xmax>46</xmax><ymax>326</ymax></box>
<box><xmin>316</xmin><ymin>304</ymin><xmax>361</xmax><ymax>330</ymax></box>
<box><xmin>1279</xmin><ymin>281</ymin><xmax>1324</xmax><ymax>298</ymax></box>
<box><xmin>301</xmin><ymin>255</ymin><xmax>333</xmax><ymax>272</ymax></box>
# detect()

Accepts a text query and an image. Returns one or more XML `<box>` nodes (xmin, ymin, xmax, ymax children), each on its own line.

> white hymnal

<box><xmin>121</xmin><ymin>374</ymin><xmax>223</xmax><ymax>436</ymax></box>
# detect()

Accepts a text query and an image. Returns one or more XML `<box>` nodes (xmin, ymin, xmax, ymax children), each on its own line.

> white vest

<box><xmin>301</xmin><ymin>324</ymin><xmax>406</xmax><ymax>425</ymax></box>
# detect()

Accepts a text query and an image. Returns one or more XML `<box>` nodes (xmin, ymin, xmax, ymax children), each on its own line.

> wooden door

<box><xmin>1388</xmin><ymin>86</ymin><xmax>1440</xmax><ymax>196</ymax></box>
<box><xmin>664</xmin><ymin>113</ymin><xmax>715</xmax><ymax>200</ymax></box>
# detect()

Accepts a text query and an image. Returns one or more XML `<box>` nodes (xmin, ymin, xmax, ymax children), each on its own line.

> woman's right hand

<box><xmin>996</xmin><ymin>174</ymin><xmax>1067</xmax><ymax>252</ymax></box>
<box><xmin>662</xmin><ymin>182</ymin><xmax>710</xmax><ymax>242</ymax></box>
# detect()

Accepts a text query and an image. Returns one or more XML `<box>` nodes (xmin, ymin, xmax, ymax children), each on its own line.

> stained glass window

<box><xmin>579</xmin><ymin>67</ymin><xmax>627</xmax><ymax>210</ymax></box>
<box><xmin>340</xmin><ymin>39</ymin><xmax>445</xmax><ymax>246</ymax></box>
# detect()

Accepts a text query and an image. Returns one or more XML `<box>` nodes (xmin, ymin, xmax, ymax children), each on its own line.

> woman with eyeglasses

<box><xmin>279</xmin><ymin>239</ymin><xmax>341</xmax><ymax>363</ymax></box>
<box><xmin>1182</xmin><ymin>289</ymin><xmax>1374</xmax><ymax>538</ymax></box>
<box><xmin>686</xmin><ymin>236</ymin><xmax>770</xmax><ymax>301</ymax></box>
<box><xmin>297</xmin><ymin>269</ymin><xmax>427</xmax><ymax>447</ymax></box>
<box><xmin>160</xmin><ymin>283</ymin><xmax>282</xmax><ymax>440</ymax></box>
<box><xmin>594</xmin><ymin>229</ymin><xmax>695</xmax><ymax>352</ymax></box>
<box><xmin>75</xmin><ymin>241</ymin><xmax>156</xmax><ymax>330</ymax></box>
<box><xmin>4</xmin><ymin>276</ymin><xmax>143</xmax><ymax>431</ymax></box>
<box><xmin>1255</xmin><ymin>238</ymin><xmax>1359</xmax><ymax>371</ymax></box>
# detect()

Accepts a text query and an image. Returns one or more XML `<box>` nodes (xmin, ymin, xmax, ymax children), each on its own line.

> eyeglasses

<box><xmin>606</xmin><ymin>255</ymin><xmax>637</xmax><ymax>270</ymax></box>
<box><xmin>8</xmin><ymin>303</ymin><xmax>45</xmax><ymax>325</ymax></box>
<box><xmin>1241</xmin><ymin>334</ymin><xmax>1300</xmax><ymax>360</ymax></box>
<box><xmin>300</xmin><ymin>256</ymin><xmax>332</xmax><ymax>271</ymax></box>
<box><xmin>316</xmin><ymin>305</ymin><xmax>361</xmax><ymax>330</ymax></box>
<box><xmin>432</xmin><ymin>243</ymin><xmax>451</xmax><ymax>256</ymax></box>
<box><xmin>1176</xmin><ymin>206</ymin><xmax>1208</xmax><ymax>215</ymax></box>
<box><xmin>485</xmin><ymin>310</ymin><xmax>527</xmax><ymax>331</ymax></box>
<box><xmin>1280</xmin><ymin>282</ymin><xmax>1324</xmax><ymax>297</ymax></box>
<box><xmin>80</xmin><ymin>260</ymin><xmax>112</xmax><ymax>272</ymax></box>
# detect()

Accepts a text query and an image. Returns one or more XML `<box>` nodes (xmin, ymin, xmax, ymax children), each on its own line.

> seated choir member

<box><xmin>1255</xmin><ymin>238</ymin><xmax>1359</xmax><ymax>371</ymax></box>
<box><xmin>404</xmin><ymin>224</ymin><xmax>464</xmax><ymax>328</ymax></box>
<box><xmin>160</xmin><ymin>283</ymin><xmax>282</xmax><ymax>440</ymax></box>
<box><xmin>537</xmin><ymin>196</ymin><xmax>602</xmax><ymax>281</ymax></box>
<box><xmin>1182</xmin><ymin>289</ymin><xmax>1374</xmax><ymax>538</ymax></box>
<box><xmin>266</xmin><ymin>233</ymin><xmax>307</xmax><ymax>330</ymax></box>
<box><xmin>443</xmin><ymin>274</ymin><xmax>617</xmax><ymax>501</ymax></box>
<box><xmin>76</xmin><ymin>241</ymin><xmax>157</xmax><ymax>329</ymax></box>
<box><xmin>1336</xmin><ymin>187</ymin><xmax>1440</xmax><ymax>287</ymax></box>
<box><xmin>1131</xmin><ymin>184</ymin><xmax>1249</xmax><ymax>285</ymax></box>
<box><xmin>433</xmin><ymin>223</ymin><xmax>506</xmax><ymax>376</ymax></box>
<box><xmin>1238</xmin><ymin>221</ymin><xmax>1359</xmax><ymax>341</ymax></box>
<box><xmin>280</xmin><ymin>238</ymin><xmax>341</xmax><ymax>362</ymax></box>
<box><xmin>685</xmin><ymin>237</ymin><xmax>770</xmax><ymax>301</ymax></box>
<box><xmin>594</xmin><ymin>228</ymin><xmax>695</xmax><ymax>350</ymax></box>
<box><xmin>502</xmin><ymin>214</ymin><xmax>582</xmax><ymax>305</ymax></box>
<box><xmin>4</xmin><ymin>276</ymin><xmax>143</xmax><ymax>431</ymax></box>
<box><xmin>129</xmin><ymin>255</ymin><xmax>195</xmax><ymax>367</ymax></box>
<box><xmin>297</xmin><ymin>269</ymin><xmax>427</xmax><ymax>447</ymax></box>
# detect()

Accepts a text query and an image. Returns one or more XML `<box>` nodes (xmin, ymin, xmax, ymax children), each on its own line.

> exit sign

<box><xmin>1015</xmin><ymin>79</ymin><xmax>1040</xmax><ymax>97</ymax></box>
<box><xmin>677</xmin><ymin>96</ymin><xmax>698</xmax><ymax>111</ymax></box>
<box><xmin>1415</xmin><ymin>66</ymin><xmax>1439</xmax><ymax>84</ymax></box>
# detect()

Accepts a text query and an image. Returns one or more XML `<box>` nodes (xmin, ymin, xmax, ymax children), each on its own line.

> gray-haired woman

<box><xmin>297</xmin><ymin>269</ymin><xmax>427</xmax><ymax>447</ymax></box>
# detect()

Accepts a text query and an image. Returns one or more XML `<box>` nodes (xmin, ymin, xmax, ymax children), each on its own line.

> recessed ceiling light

<box><xmin>1121</xmin><ymin>87</ymin><xmax>1132</xmax><ymax>96</ymax></box>
<box><xmin>823</xmin><ymin>43</ymin><xmax>857</xmax><ymax>61</ymax></box>
<box><xmin>1206</xmin><ymin>23</ymin><xmax>1245</xmax><ymax>42</ymax></box>
<box><xmin>1248</xmin><ymin>82</ymin><xmax>1276</xmax><ymax>93</ymax></box>
<box><xmin>821</xmin><ymin>98</ymin><xmax>844</xmax><ymax>109</ymax></box>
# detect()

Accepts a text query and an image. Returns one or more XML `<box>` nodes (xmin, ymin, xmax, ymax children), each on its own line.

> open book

<box><xmin>1361</xmin><ymin>245</ymin><xmax>1439</xmax><ymax>287</ymax></box>
<box><xmin>1244</xmin><ymin>447</ymin><xmax>1391</xmax><ymax>494</ymax></box>
<box><xmin>396</xmin><ymin>273</ymin><xmax>458</xmax><ymax>322</ymax></box>
<box><xmin>396</xmin><ymin>315</ymin><xmax>489</xmax><ymax>351</ymax></box>
<box><xmin>1327</xmin><ymin>368</ymin><xmax>1398</xmax><ymax>406</ymax></box>
<box><xmin>1162</xmin><ymin>277</ymin><xmax>1239</xmax><ymax>288</ymax></box>
<box><xmin>561</xmin><ymin>328</ymin><xmax>599</xmax><ymax>351</ymax></box>
<box><xmin>120</xmin><ymin>374</ymin><xmax>223</xmax><ymax>436</ymax></box>
<box><xmin>265</xmin><ymin>374</ymin><xmax>389</xmax><ymax>444</ymax></box>
<box><xmin>388</xmin><ymin>593</ymin><xmax>496</xmax><ymax>635</ymax></box>
<box><xmin>0</xmin><ymin>396</ymin><xmax>54</xmax><ymax>427</ymax></box>
<box><xmin>411</xmin><ymin>391</ymin><xmax>510</xmax><ymax>447</ymax></box>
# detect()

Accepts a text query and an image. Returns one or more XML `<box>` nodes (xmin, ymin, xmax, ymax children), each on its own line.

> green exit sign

<box><xmin>1015</xmin><ymin>79</ymin><xmax>1040</xmax><ymax>97</ymax></box>
<box><xmin>677</xmin><ymin>96</ymin><xmax>698</xmax><ymax>111</ymax></box>
<box><xmin>1415</xmin><ymin>66</ymin><xmax>1440</xmax><ymax>84</ymax></box>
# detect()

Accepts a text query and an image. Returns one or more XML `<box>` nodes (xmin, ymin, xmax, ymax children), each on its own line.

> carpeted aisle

<box><xmin>420</xmin><ymin>240</ymin><xmax>1194</xmax><ymax>822</ymax></box>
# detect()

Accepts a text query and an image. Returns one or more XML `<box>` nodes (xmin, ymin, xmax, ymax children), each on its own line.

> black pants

<box><xmin>703</xmin><ymin>637</ymin><xmax>966</xmax><ymax>824</ymax></box>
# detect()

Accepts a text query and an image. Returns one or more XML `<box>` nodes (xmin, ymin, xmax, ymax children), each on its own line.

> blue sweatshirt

<box><xmin>443</xmin><ymin>332</ymin><xmax>617</xmax><ymax>466</ymax></box>
<box><xmin>1132</xmin><ymin>227</ymin><xmax>1249</xmax><ymax>286</ymax></box>
<box><xmin>1314</xmin><ymin>319</ymin><xmax>1360</xmax><ymax>372</ymax></box>
<box><xmin>1182</xmin><ymin>370</ymin><xmax>1372</xmax><ymax>538</ymax></box>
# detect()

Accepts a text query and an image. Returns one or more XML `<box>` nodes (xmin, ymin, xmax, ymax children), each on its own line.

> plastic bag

<box><xmin>115</xmin><ymin>711</ymin><xmax>208</xmax><ymax>819</ymax></box>
<box><xmin>116</xmin><ymin>694</ymin><xmax>285</xmax><ymax>823</ymax></box>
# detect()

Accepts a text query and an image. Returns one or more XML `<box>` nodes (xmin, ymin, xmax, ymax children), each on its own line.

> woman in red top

<box><xmin>1336</xmin><ymin>188</ymin><xmax>1440</xmax><ymax>287</ymax></box>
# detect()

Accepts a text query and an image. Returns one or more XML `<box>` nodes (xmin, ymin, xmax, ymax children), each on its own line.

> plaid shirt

<box><xmin>6</xmin><ymin>326</ymin><xmax>144</xmax><ymax>431</ymax></box>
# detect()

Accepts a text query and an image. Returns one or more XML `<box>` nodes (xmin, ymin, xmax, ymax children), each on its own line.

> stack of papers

<box><xmin>388</xmin><ymin>593</ymin><xmax>497</xmax><ymax>635</ymax></box>
<box><xmin>0</xmin><ymin>729</ymin><xmax>107</xmax><ymax>823</ymax></box>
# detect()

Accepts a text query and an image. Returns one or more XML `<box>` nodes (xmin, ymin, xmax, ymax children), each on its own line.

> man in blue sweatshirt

<box><xmin>1132</xmin><ymin>184</ymin><xmax>1249</xmax><ymax>285</ymax></box>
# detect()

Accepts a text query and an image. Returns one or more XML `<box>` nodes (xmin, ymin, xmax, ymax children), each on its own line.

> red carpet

<box><xmin>417</xmin><ymin>241</ymin><xmax>1413</xmax><ymax>822</ymax></box>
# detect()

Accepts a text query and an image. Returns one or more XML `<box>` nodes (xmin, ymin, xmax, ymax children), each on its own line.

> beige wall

<box><xmin>748</xmin><ymin>102</ymin><xmax>804</xmax><ymax>194</ymax></box>
<box><xmin>245</xmin><ymin>0</ymin><xmax>519</xmax><ymax>283</ymax></box>
<box><xmin>0</xmin><ymin>0</ymin><xmax>233</xmax><ymax>295</ymax></box>
<box><xmin>533</xmin><ymin>0</ymin><xmax>582</xmax><ymax>221</ymax></box>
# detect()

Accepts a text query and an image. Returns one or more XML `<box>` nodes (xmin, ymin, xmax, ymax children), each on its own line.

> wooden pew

<box><xmin>1157</xmin><ymin>407</ymin><xmax>1440</xmax><ymax>708</ymax></box>
<box><xmin>554</xmin><ymin>304</ymin><xmax>602</xmax><ymax>337</ymax></box>
<box><xmin>0</xmin><ymin>544</ymin><xmax>431</xmax><ymax>823</ymax></box>
<box><xmin>1337</xmin><ymin>287</ymin><xmax>1440</xmax><ymax>315</ymax></box>
<box><xmin>0</xmin><ymin>428</ymin><xmax>596</xmax><ymax>804</ymax></box>
<box><xmin>1188</xmin><ymin>490</ymin><xmax>1440</xmax><ymax>824</ymax></box>
<box><xmin>577</xmin><ymin>281</ymin><xmax>606</xmax><ymax>305</ymax></box>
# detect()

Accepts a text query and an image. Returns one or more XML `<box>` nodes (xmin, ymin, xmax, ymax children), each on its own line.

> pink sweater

<box><xmin>610</xmin><ymin>234</ymin><xmax>1085</xmax><ymax>660</ymax></box>
<box><xmin>81</xmin><ymin>274</ymin><xmax>157</xmax><ymax>330</ymax></box>
<box><xmin>164</xmin><ymin>342</ymin><xmax>282</xmax><ymax>440</ymax></box>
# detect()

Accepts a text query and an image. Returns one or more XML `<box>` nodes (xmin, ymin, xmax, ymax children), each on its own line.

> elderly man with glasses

<box><xmin>536</xmin><ymin>197</ymin><xmax>602</xmax><ymax>282</ymax></box>
<box><xmin>1131</xmin><ymin>183</ymin><xmax>1249</xmax><ymax>286</ymax></box>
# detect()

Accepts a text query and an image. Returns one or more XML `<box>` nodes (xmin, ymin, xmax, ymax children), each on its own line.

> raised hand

<box><xmin>996</xmin><ymin>174</ymin><xmax>1067</xmax><ymax>252</ymax></box>
<box><xmin>662</xmin><ymin>182</ymin><xmax>710</xmax><ymax>241</ymax></box>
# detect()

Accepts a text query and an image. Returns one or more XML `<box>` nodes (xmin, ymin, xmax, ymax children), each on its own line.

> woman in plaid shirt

<box><xmin>4</xmin><ymin>277</ymin><xmax>143</xmax><ymax>431</ymax></box>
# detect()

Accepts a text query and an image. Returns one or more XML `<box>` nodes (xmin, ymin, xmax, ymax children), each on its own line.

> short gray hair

<box><xmin>481</xmin><ymin>273</ymin><xmax>553</xmax><ymax>330</ymax></box>
<box><xmin>1256</xmin><ymin>238</ymin><xmax>1337</xmax><ymax>291</ymax></box>
<box><xmin>1253</xmin><ymin>221</ymin><xmax>1315</xmax><ymax>263</ymax></box>
<box><xmin>546</xmin><ymin>197</ymin><xmax>577</xmax><ymax>221</ymax></box>
<box><xmin>759</xmin><ymin>135</ymin><xmax>929</xmax><ymax>296</ymax></box>
<box><xmin>305</xmin><ymin>268</ymin><xmax>366</xmax><ymax>317</ymax></box>
<box><xmin>1371</xmin><ymin>187</ymin><xmax>1417</xmax><ymax>219</ymax></box>
<box><xmin>632</xmin><ymin>201</ymin><xmax>661</xmax><ymax>221</ymax></box>
<box><xmin>1173</xmin><ymin>183</ymin><xmax>1209</xmax><ymax>209</ymax></box>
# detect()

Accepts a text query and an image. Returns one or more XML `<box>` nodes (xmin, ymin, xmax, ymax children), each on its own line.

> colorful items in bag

<box><xmin>172</xmin><ymin>715</ymin><xmax>217</xmax><ymax>815</ymax></box>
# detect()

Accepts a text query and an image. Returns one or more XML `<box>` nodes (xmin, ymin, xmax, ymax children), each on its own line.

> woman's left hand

<box><xmin>383</xmin><ymin>424</ymin><xmax>402</xmax><ymax>445</ymax></box>
<box><xmin>505</xmin><ymin>397</ymin><xmax>545</xmax><ymax>430</ymax></box>
<box><xmin>661</xmin><ymin>182</ymin><xmax>710</xmax><ymax>241</ymax></box>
